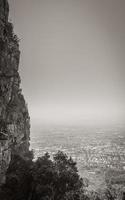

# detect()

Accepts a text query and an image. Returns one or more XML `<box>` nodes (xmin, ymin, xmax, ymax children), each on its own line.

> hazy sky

<box><xmin>8</xmin><ymin>0</ymin><xmax>125</xmax><ymax>127</ymax></box>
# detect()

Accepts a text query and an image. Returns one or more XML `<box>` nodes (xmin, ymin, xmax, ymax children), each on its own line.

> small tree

<box><xmin>30</xmin><ymin>151</ymin><xmax>84</xmax><ymax>200</ymax></box>
<box><xmin>53</xmin><ymin>151</ymin><xmax>83</xmax><ymax>200</ymax></box>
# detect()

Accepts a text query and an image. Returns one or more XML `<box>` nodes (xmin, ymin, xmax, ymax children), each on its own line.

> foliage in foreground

<box><xmin>0</xmin><ymin>151</ymin><xmax>123</xmax><ymax>200</ymax></box>
<box><xmin>0</xmin><ymin>151</ymin><xmax>88</xmax><ymax>200</ymax></box>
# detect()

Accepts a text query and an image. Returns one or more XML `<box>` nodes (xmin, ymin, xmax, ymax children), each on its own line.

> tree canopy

<box><xmin>0</xmin><ymin>151</ymin><xmax>87</xmax><ymax>200</ymax></box>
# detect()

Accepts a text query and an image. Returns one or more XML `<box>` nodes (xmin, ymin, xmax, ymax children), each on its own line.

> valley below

<box><xmin>31</xmin><ymin>124</ymin><xmax>125</xmax><ymax>191</ymax></box>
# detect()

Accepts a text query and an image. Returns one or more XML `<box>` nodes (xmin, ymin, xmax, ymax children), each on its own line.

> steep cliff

<box><xmin>0</xmin><ymin>0</ymin><xmax>30</xmax><ymax>183</ymax></box>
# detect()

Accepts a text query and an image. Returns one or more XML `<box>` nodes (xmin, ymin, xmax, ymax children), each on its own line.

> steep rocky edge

<box><xmin>0</xmin><ymin>0</ymin><xmax>30</xmax><ymax>183</ymax></box>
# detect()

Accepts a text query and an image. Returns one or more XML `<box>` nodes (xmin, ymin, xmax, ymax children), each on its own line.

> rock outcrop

<box><xmin>0</xmin><ymin>0</ymin><xmax>30</xmax><ymax>183</ymax></box>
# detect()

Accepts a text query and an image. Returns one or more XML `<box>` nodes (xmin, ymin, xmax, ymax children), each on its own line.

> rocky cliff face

<box><xmin>0</xmin><ymin>0</ymin><xmax>30</xmax><ymax>183</ymax></box>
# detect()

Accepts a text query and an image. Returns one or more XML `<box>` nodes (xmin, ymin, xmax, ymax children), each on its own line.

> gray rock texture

<box><xmin>0</xmin><ymin>0</ymin><xmax>30</xmax><ymax>183</ymax></box>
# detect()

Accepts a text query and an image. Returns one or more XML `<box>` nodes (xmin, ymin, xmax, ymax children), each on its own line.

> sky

<box><xmin>8</xmin><ymin>0</ymin><xmax>125</xmax><ymax>127</ymax></box>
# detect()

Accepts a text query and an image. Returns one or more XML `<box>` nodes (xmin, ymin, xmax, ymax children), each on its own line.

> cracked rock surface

<box><xmin>0</xmin><ymin>0</ymin><xmax>30</xmax><ymax>183</ymax></box>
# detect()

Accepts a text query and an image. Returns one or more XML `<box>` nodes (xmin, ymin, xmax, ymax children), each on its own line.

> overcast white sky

<box><xmin>8</xmin><ymin>0</ymin><xmax>125</xmax><ymax>127</ymax></box>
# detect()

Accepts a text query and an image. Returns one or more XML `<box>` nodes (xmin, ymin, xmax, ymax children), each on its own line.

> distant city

<box><xmin>30</xmin><ymin>124</ymin><xmax>125</xmax><ymax>190</ymax></box>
